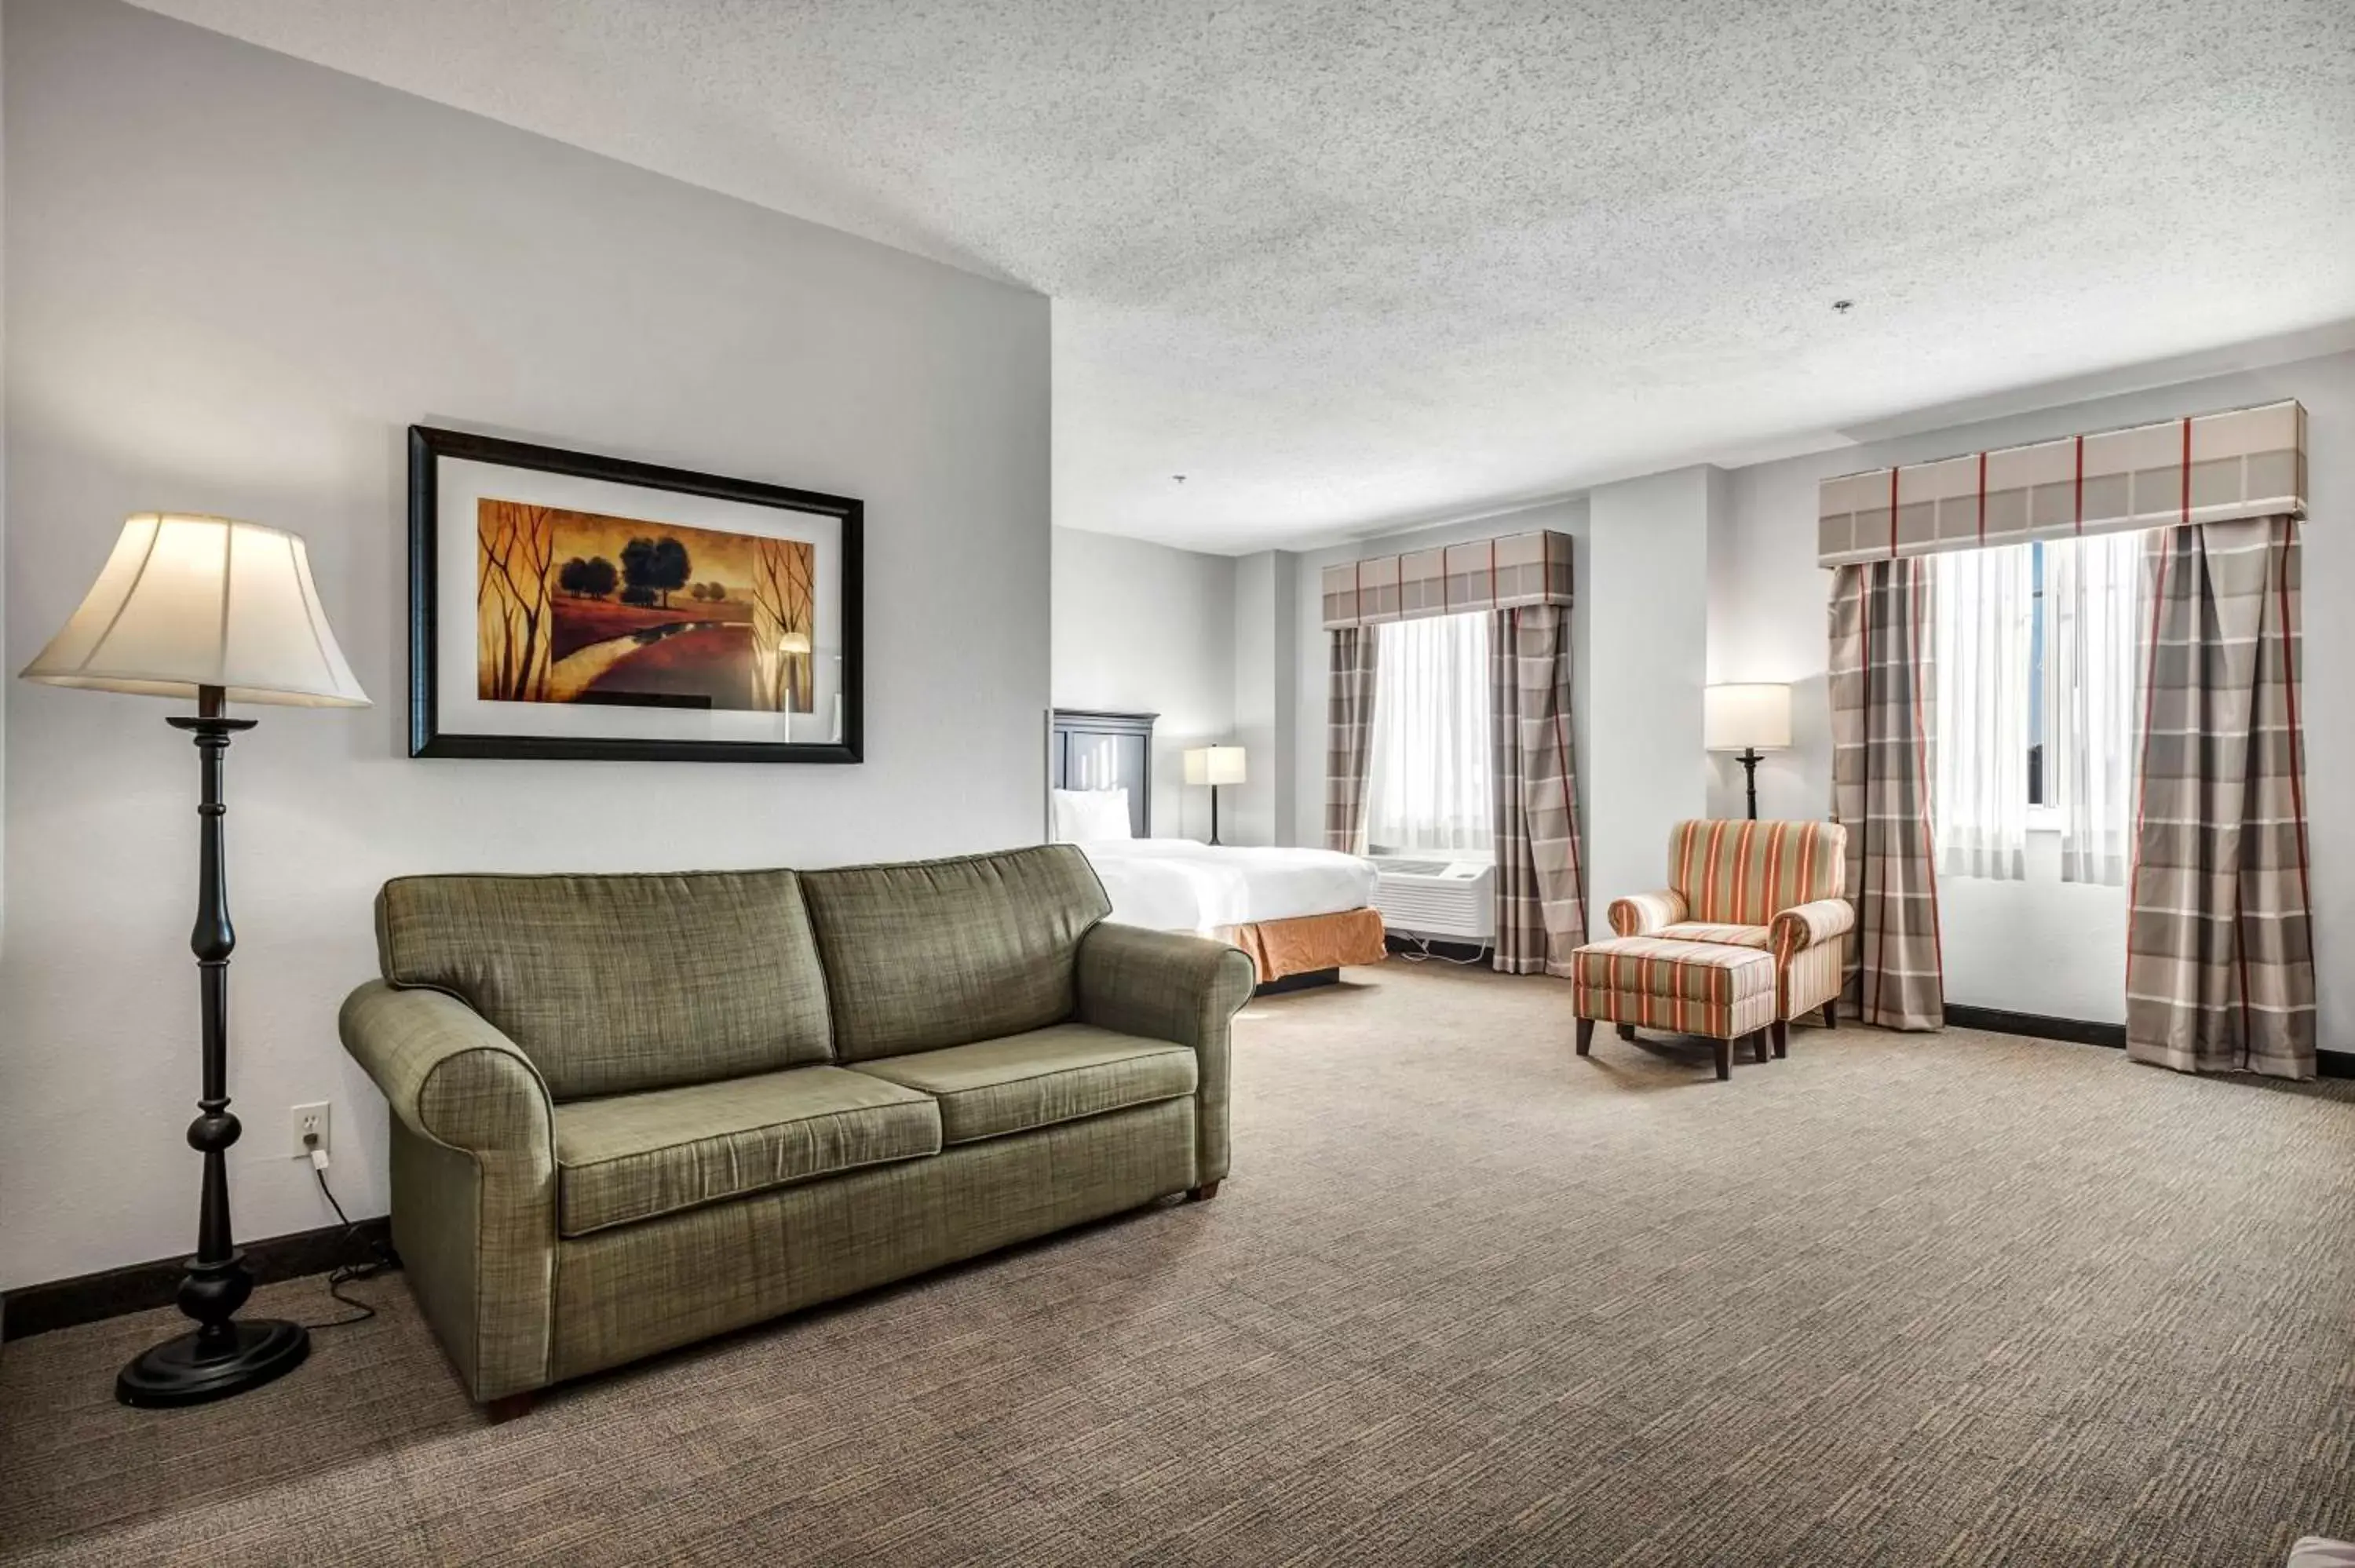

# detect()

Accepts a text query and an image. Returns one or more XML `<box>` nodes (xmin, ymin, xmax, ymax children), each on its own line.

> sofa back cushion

<box><xmin>376</xmin><ymin>870</ymin><xmax>834</xmax><ymax>1100</ymax></box>
<box><xmin>799</xmin><ymin>845</ymin><xmax>1112</xmax><ymax>1061</ymax></box>
<box><xmin>1667</xmin><ymin>819</ymin><xmax>1847</xmax><ymax>927</ymax></box>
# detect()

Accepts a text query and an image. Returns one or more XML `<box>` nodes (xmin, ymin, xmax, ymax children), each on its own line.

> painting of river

<box><xmin>476</xmin><ymin>499</ymin><xmax>815</xmax><ymax>713</ymax></box>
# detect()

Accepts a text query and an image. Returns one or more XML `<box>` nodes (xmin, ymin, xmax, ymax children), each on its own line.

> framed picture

<box><xmin>407</xmin><ymin>425</ymin><xmax>862</xmax><ymax>763</ymax></box>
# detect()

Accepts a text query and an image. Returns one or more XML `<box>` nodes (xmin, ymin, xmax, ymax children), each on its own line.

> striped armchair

<box><xmin>1606</xmin><ymin>819</ymin><xmax>1853</xmax><ymax>1026</ymax></box>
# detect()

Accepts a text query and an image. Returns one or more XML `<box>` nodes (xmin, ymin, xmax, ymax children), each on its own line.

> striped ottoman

<box><xmin>1571</xmin><ymin>935</ymin><xmax>1777</xmax><ymax>1081</ymax></box>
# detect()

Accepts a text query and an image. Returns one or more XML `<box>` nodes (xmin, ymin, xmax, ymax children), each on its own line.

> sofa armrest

<box><xmin>1072</xmin><ymin>923</ymin><xmax>1255</xmax><ymax>1189</ymax></box>
<box><xmin>1607</xmin><ymin>890</ymin><xmax>1688</xmax><ymax>937</ymax></box>
<box><xmin>339</xmin><ymin>981</ymin><xmax>557</xmax><ymax>1402</ymax></box>
<box><xmin>340</xmin><ymin>981</ymin><xmax>554</xmax><ymax>1155</ymax></box>
<box><xmin>1770</xmin><ymin>898</ymin><xmax>1856</xmax><ymax>961</ymax></box>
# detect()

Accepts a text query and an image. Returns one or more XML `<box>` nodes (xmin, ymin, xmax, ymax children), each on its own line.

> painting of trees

<box><xmin>557</xmin><ymin>556</ymin><xmax>618</xmax><ymax>598</ymax></box>
<box><xmin>621</xmin><ymin>536</ymin><xmax>692</xmax><ymax>608</ymax></box>
<box><xmin>749</xmin><ymin>538</ymin><xmax>816</xmax><ymax>714</ymax></box>
<box><xmin>477</xmin><ymin>501</ymin><xmax>557</xmax><ymax>702</ymax></box>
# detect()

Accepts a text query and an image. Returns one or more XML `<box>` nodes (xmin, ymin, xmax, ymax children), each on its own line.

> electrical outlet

<box><xmin>290</xmin><ymin>1102</ymin><xmax>331</xmax><ymax>1159</ymax></box>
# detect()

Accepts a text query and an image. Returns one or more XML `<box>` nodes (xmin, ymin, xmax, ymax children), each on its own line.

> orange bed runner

<box><xmin>1212</xmin><ymin>907</ymin><xmax>1388</xmax><ymax>984</ymax></box>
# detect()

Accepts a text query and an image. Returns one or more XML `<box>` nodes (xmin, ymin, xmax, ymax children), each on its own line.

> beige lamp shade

<box><xmin>20</xmin><ymin>514</ymin><xmax>370</xmax><ymax>707</ymax></box>
<box><xmin>1184</xmin><ymin>744</ymin><xmax>1247</xmax><ymax>786</ymax></box>
<box><xmin>1703</xmin><ymin>684</ymin><xmax>1791</xmax><ymax>751</ymax></box>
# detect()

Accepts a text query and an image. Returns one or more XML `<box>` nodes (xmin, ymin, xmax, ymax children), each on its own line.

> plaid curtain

<box><xmin>1324</xmin><ymin>627</ymin><xmax>1379</xmax><ymax>853</ymax></box>
<box><xmin>2126</xmin><ymin>516</ymin><xmax>2315</xmax><ymax>1078</ymax></box>
<box><xmin>1491</xmin><ymin>605</ymin><xmax>1586</xmax><ymax>975</ymax></box>
<box><xmin>1828</xmin><ymin>560</ymin><xmax>1944</xmax><ymax>1030</ymax></box>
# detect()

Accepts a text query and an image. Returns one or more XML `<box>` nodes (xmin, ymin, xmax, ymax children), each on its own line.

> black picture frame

<box><xmin>407</xmin><ymin>425</ymin><xmax>864</xmax><ymax>763</ymax></box>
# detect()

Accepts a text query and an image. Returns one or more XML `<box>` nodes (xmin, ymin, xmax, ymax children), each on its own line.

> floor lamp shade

<box><xmin>18</xmin><ymin>512</ymin><xmax>366</xmax><ymax>1409</ymax></box>
<box><xmin>1703</xmin><ymin>684</ymin><xmax>1791</xmax><ymax>753</ymax></box>
<box><xmin>1703</xmin><ymin>684</ymin><xmax>1790</xmax><ymax>822</ymax></box>
<box><xmin>20</xmin><ymin>514</ymin><xmax>370</xmax><ymax>706</ymax></box>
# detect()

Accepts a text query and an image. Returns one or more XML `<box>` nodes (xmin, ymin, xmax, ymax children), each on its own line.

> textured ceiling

<box><xmin>134</xmin><ymin>0</ymin><xmax>2355</xmax><ymax>552</ymax></box>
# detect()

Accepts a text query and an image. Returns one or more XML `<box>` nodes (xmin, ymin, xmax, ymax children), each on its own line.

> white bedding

<box><xmin>1079</xmin><ymin>839</ymin><xmax>1378</xmax><ymax>933</ymax></box>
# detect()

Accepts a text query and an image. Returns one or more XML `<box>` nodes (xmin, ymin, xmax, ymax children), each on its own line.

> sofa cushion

<box><xmin>1653</xmin><ymin>921</ymin><xmax>1771</xmax><ymax>950</ymax></box>
<box><xmin>799</xmin><ymin>845</ymin><xmax>1113</xmax><ymax>1062</ymax></box>
<box><xmin>378</xmin><ymin>870</ymin><xmax>834</xmax><ymax>1100</ymax></box>
<box><xmin>850</xmin><ymin>1024</ymin><xmax>1197</xmax><ymax>1145</ymax></box>
<box><xmin>1663</xmin><ymin>820</ymin><xmax>1846</xmax><ymax>927</ymax></box>
<box><xmin>552</xmin><ymin>1066</ymin><xmax>941</xmax><ymax>1237</ymax></box>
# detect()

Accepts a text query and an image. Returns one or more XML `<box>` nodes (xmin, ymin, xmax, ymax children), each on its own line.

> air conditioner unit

<box><xmin>1371</xmin><ymin>856</ymin><xmax>1495</xmax><ymax>943</ymax></box>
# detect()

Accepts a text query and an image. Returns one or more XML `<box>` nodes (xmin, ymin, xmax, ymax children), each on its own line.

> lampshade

<box><xmin>1184</xmin><ymin>744</ymin><xmax>1247</xmax><ymax>786</ymax></box>
<box><xmin>1703</xmin><ymin>684</ymin><xmax>1791</xmax><ymax>751</ymax></box>
<box><xmin>20</xmin><ymin>514</ymin><xmax>370</xmax><ymax>708</ymax></box>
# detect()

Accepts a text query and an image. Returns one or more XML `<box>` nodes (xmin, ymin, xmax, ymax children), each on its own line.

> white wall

<box><xmin>1050</xmin><ymin>526</ymin><xmax>1236</xmax><ymax>841</ymax></box>
<box><xmin>1583</xmin><ymin>467</ymin><xmax>1718</xmax><ymax>912</ymax></box>
<box><xmin>0</xmin><ymin>0</ymin><xmax>1051</xmax><ymax>1289</ymax></box>
<box><xmin>1709</xmin><ymin>348</ymin><xmax>2353</xmax><ymax>1049</ymax></box>
<box><xmin>1290</xmin><ymin>497</ymin><xmax>1592</xmax><ymax>854</ymax></box>
<box><xmin>1229</xmin><ymin>549</ymin><xmax>1297</xmax><ymax>848</ymax></box>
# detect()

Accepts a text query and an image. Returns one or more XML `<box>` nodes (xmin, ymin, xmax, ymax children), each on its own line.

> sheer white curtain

<box><xmin>1931</xmin><ymin>543</ymin><xmax>2032</xmax><ymax>880</ymax></box>
<box><xmin>1364</xmin><ymin>611</ymin><xmax>1492</xmax><ymax>855</ymax></box>
<box><xmin>2049</xmin><ymin>531</ymin><xmax>2143</xmax><ymax>885</ymax></box>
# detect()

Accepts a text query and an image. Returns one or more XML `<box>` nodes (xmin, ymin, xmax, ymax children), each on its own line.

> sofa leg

<box><xmin>484</xmin><ymin>1391</ymin><xmax>536</xmax><ymax>1424</ymax></box>
<box><xmin>1575</xmin><ymin>1017</ymin><xmax>1595</xmax><ymax>1056</ymax></box>
<box><xmin>1190</xmin><ymin>1181</ymin><xmax>1221</xmax><ymax>1202</ymax></box>
<box><xmin>1617</xmin><ymin>1023</ymin><xmax>1637</xmax><ymax>1042</ymax></box>
<box><xmin>1820</xmin><ymin>1000</ymin><xmax>1838</xmax><ymax>1030</ymax></box>
<box><xmin>1714</xmin><ymin>1037</ymin><xmax>1732</xmax><ymax>1081</ymax></box>
<box><xmin>1771</xmin><ymin>1019</ymin><xmax>1790</xmax><ymax>1059</ymax></box>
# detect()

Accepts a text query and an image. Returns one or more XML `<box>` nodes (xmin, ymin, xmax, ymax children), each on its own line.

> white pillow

<box><xmin>1052</xmin><ymin>787</ymin><xmax>1134</xmax><ymax>843</ymax></box>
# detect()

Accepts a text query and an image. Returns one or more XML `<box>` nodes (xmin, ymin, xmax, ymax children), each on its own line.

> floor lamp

<box><xmin>20</xmin><ymin>514</ymin><xmax>371</xmax><ymax>1406</ymax></box>
<box><xmin>1703</xmin><ymin>684</ymin><xmax>1791</xmax><ymax>821</ymax></box>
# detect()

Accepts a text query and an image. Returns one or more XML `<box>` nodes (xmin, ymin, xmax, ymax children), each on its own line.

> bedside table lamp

<box><xmin>1183</xmin><ymin>744</ymin><xmax>1246</xmax><ymax>845</ymax></box>
<box><xmin>20</xmin><ymin>514</ymin><xmax>370</xmax><ymax>1407</ymax></box>
<box><xmin>1703</xmin><ymin>684</ymin><xmax>1791</xmax><ymax>821</ymax></box>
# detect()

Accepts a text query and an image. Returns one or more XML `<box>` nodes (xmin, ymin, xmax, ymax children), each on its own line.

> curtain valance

<box><xmin>1321</xmin><ymin>529</ymin><xmax>1573</xmax><ymax>629</ymax></box>
<box><xmin>1816</xmin><ymin>400</ymin><xmax>2306</xmax><ymax>568</ymax></box>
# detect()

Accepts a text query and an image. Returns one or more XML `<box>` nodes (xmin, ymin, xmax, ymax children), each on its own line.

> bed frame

<box><xmin>1046</xmin><ymin>708</ymin><xmax>1374</xmax><ymax>995</ymax></box>
<box><xmin>1047</xmin><ymin>708</ymin><xmax>1155</xmax><ymax>837</ymax></box>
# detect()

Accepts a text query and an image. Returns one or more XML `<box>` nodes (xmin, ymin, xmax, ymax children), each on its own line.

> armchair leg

<box><xmin>1771</xmin><ymin>1019</ymin><xmax>1789</xmax><ymax>1059</ymax></box>
<box><xmin>484</xmin><ymin>1391</ymin><xmax>536</xmax><ymax>1424</ymax></box>
<box><xmin>1617</xmin><ymin>1023</ymin><xmax>1637</xmax><ymax>1042</ymax></box>
<box><xmin>1714</xmin><ymin>1037</ymin><xmax>1732</xmax><ymax>1081</ymax></box>
<box><xmin>1575</xmin><ymin>1017</ymin><xmax>1595</xmax><ymax>1056</ymax></box>
<box><xmin>1189</xmin><ymin>1181</ymin><xmax>1221</xmax><ymax>1202</ymax></box>
<box><xmin>1752</xmin><ymin>1030</ymin><xmax>1771</xmax><ymax>1064</ymax></box>
<box><xmin>1820</xmin><ymin>1000</ymin><xmax>1838</xmax><ymax>1030</ymax></box>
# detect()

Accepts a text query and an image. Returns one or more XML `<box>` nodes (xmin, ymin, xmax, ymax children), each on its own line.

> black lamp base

<box><xmin>116</xmin><ymin>1318</ymin><xmax>309</xmax><ymax>1408</ymax></box>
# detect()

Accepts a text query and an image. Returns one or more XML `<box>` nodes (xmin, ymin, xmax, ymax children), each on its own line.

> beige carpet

<box><xmin>5</xmin><ymin>962</ymin><xmax>2353</xmax><ymax>1566</ymax></box>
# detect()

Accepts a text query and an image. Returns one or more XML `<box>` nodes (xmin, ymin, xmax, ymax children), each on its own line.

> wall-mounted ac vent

<box><xmin>1371</xmin><ymin>857</ymin><xmax>1495</xmax><ymax>943</ymax></box>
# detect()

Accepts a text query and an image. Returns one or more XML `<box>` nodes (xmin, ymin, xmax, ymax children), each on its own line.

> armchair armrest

<box><xmin>1607</xmin><ymin>890</ymin><xmax>1688</xmax><ymax>937</ymax></box>
<box><xmin>1770</xmin><ymin>899</ymin><xmax>1856</xmax><ymax>961</ymax></box>
<box><xmin>1072</xmin><ymin>922</ymin><xmax>1255</xmax><ymax>1188</ymax></box>
<box><xmin>339</xmin><ymin>981</ymin><xmax>557</xmax><ymax>1402</ymax></box>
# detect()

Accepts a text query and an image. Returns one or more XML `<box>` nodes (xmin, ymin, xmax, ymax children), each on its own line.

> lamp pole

<box><xmin>116</xmin><ymin>684</ymin><xmax>311</xmax><ymax>1406</ymax></box>
<box><xmin>1737</xmin><ymin>747</ymin><xmax>1763</xmax><ymax>821</ymax></box>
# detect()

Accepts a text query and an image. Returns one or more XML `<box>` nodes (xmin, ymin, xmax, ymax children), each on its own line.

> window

<box><xmin>1364</xmin><ymin>611</ymin><xmax>1492</xmax><ymax>857</ymax></box>
<box><xmin>1932</xmin><ymin>534</ymin><xmax>2140</xmax><ymax>884</ymax></box>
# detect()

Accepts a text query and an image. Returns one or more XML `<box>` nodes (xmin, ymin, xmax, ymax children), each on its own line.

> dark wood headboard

<box><xmin>1049</xmin><ymin>709</ymin><xmax>1156</xmax><ymax>838</ymax></box>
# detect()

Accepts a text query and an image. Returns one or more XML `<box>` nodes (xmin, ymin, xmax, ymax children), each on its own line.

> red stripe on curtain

<box><xmin>2072</xmin><ymin>434</ymin><xmax>2084</xmax><ymax>534</ymax></box>
<box><xmin>2277</xmin><ymin>527</ymin><xmax>2313</xmax><ymax>928</ymax></box>
<box><xmin>1908</xmin><ymin>563</ymin><xmax>1944</xmax><ymax>978</ymax></box>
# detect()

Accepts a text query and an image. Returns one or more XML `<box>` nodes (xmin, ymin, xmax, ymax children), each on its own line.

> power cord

<box><xmin>1393</xmin><ymin>934</ymin><xmax>1492</xmax><ymax>967</ymax></box>
<box><xmin>299</xmin><ymin>1135</ymin><xmax>397</xmax><ymax>1331</ymax></box>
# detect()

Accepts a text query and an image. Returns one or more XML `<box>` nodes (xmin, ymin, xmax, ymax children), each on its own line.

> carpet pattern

<box><xmin>5</xmin><ymin>962</ymin><xmax>2353</xmax><ymax>1566</ymax></box>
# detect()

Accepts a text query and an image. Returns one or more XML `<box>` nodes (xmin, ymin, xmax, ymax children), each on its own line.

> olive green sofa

<box><xmin>338</xmin><ymin>844</ymin><xmax>1254</xmax><ymax>1416</ymax></box>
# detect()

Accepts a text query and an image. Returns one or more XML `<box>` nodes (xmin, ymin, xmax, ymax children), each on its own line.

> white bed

<box><xmin>1077</xmin><ymin>837</ymin><xmax>1378</xmax><ymax>934</ymax></box>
